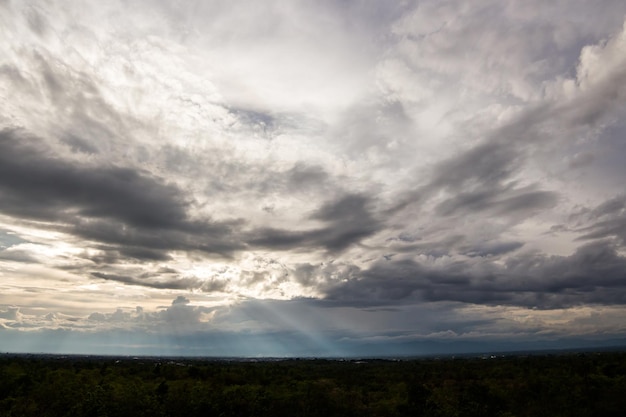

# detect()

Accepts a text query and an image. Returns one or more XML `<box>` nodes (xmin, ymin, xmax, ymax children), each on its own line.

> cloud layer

<box><xmin>1</xmin><ymin>0</ymin><xmax>626</xmax><ymax>356</ymax></box>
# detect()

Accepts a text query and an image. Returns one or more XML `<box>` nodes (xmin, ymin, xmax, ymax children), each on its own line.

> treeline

<box><xmin>0</xmin><ymin>352</ymin><xmax>625</xmax><ymax>416</ymax></box>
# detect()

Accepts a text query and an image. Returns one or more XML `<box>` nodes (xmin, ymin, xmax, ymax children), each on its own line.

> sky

<box><xmin>1</xmin><ymin>0</ymin><xmax>626</xmax><ymax>357</ymax></box>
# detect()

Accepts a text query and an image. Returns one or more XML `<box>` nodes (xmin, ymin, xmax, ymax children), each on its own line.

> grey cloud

<box><xmin>79</xmin><ymin>249</ymin><xmax>128</xmax><ymax>266</ymax></box>
<box><xmin>578</xmin><ymin>218</ymin><xmax>626</xmax><ymax>244</ymax></box>
<box><xmin>492</xmin><ymin>190</ymin><xmax>559</xmax><ymax>215</ymax></box>
<box><xmin>286</xmin><ymin>163</ymin><xmax>329</xmax><ymax>191</ymax></box>
<box><xmin>91</xmin><ymin>272</ymin><xmax>189</xmax><ymax>289</ymax></box>
<box><xmin>431</xmin><ymin>141</ymin><xmax>522</xmax><ymax>190</ymax></box>
<box><xmin>323</xmin><ymin>240</ymin><xmax>626</xmax><ymax>309</ymax></box>
<box><xmin>392</xmin><ymin>40</ymin><xmax>625</xmax><ymax>215</ymax></box>
<box><xmin>422</xmin><ymin>288</ymin><xmax>515</xmax><ymax>305</ymax></box>
<box><xmin>567</xmin><ymin>151</ymin><xmax>595</xmax><ymax>169</ymax></box>
<box><xmin>323</xmin><ymin>259</ymin><xmax>453</xmax><ymax>304</ymax></box>
<box><xmin>289</xmin><ymin>261</ymin><xmax>362</xmax><ymax>290</ymax></box>
<box><xmin>27</xmin><ymin>51</ymin><xmax>125</xmax><ymax>148</ymax></box>
<box><xmin>310</xmin><ymin>193</ymin><xmax>382</xmax><ymax>251</ymax></box>
<box><xmin>385</xmin><ymin>133</ymin><xmax>559</xmax><ymax>261</ymax></box>
<box><xmin>71</xmin><ymin>216</ymin><xmax>242</xmax><ymax>259</ymax></box>
<box><xmin>38</xmin><ymin>53</ymin><xmax>65</xmax><ymax>100</ymax></box>
<box><xmin>312</xmin><ymin>193</ymin><xmax>369</xmax><ymax>222</ymax></box>
<box><xmin>435</xmin><ymin>187</ymin><xmax>558</xmax><ymax>218</ymax></box>
<box><xmin>392</xmin><ymin>27</ymin><xmax>626</xmax><ymax>217</ymax></box>
<box><xmin>61</xmin><ymin>134</ymin><xmax>100</xmax><ymax>155</ymax></box>
<box><xmin>7</xmin><ymin>42</ymin><xmax>146</xmax><ymax>163</ymax></box>
<box><xmin>292</xmin><ymin>263</ymin><xmax>318</xmax><ymax>287</ymax></box>
<box><xmin>389</xmin><ymin>234</ymin><xmax>466</xmax><ymax>258</ymax></box>
<box><xmin>499</xmin><ymin>242</ymin><xmax>626</xmax><ymax>307</ymax></box>
<box><xmin>0</xmin><ymin>130</ymin><xmax>187</xmax><ymax>228</ymax></box>
<box><xmin>2</xmin><ymin>0</ymin><xmax>626</xmax><ymax>355</ymax></box>
<box><xmin>322</xmin><ymin>0</ymin><xmax>415</xmax><ymax>35</ymax></box>
<box><xmin>25</xmin><ymin>5</ymin><xmax>49</xmax><ymax>37</ymax></box>
<box><xmin>577</xmin><ymin>195</ymin><xmax>626</xmax><ymax>245</ymax></box>
<box><xmin>394</xmin><ymin>0</ymin><xmax>626</xmax><ymax>102</ymax></box>
<box><xmin>390</xmin><ymin>112</ymin><xmax>546</xmax><ymax>215</ymax></box>
<box><xmin>90</xmin><ymin>272</ymin><xmax>227</xmax><ymax>292</ymax></box>
<box><xmin>0</xmin><ymin>129</ymin><xmax>244</xmax><ymax>260</ymax></box>
<box><xmin>246</xmin><ymin>228</ymin><xmax>320</xmax><ymax>251</ymax></box>
<box><xmin>248</xmin><ymin>193</ymin><xmax>382</xmax><ymax>253</ymax></box>
<box><xmin>172</xmin><ymin>295</ymin><xmax>190</xmax><ymax>305</ymax></box>
<box><xmin>435</xmin><ymin>189</ymin><xmax>503</xmax><ymax>216</ymax></box>
<box><xmin>394</xmin><ymin>33</ymin><xmax>624</xmax><ymax>223</ymax></box>
<box><xmin>254</xmin><ymin>162</ymin><xmax>332</xmax><ymax>195</ymax></box>
<box><xmin>161</xmin><ymin>143</ymin><xmax>333</xmax><ymax>206</ymax></box>
<box><xmin>117</xmin><ymin>247</ymin><xmax>172</xmax><ymax>261</ymax></box>
<box><xmin>0</xmin><ymin>64</ymin><xmax>29</xmax><ymax>87</ymax></box>
<box><xmin>460</xmin><ymin>241</ymin><xmax>525</xmax><ymax>258</ymax></box>
<box><xmin>590</xmin><ymin>195</ymin><xmax>626</xmax><ymax>219</ymax></box>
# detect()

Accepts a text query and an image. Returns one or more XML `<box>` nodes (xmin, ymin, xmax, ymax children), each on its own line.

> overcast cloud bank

<box><xmin>1</xmin><ymin>0</ymin><xmax>626</xmax><ymax>356</ymax></box>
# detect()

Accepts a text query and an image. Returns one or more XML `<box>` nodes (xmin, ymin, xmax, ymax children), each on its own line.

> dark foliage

<box><xmin>0</xmin><ymin>352</ymin><xmax>625</xmax><ymax>416</ymax></box>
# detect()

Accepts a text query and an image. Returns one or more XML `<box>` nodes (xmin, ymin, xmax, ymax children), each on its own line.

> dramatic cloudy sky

<box><xmin>1</xmin><ymin>0</ymin><xmax>626</xmax><ymax>356</ymax></box>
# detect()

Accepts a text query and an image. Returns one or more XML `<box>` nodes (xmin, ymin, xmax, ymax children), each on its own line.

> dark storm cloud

<box><xmin>323</xmin><ymin>259</ymin><xmax>466</xmax><ymax>304</ymax></box>
<box><xmin>0</xmin><ymin>129</ymin><xmax>186</xmax><ymax>227</ymax></box>
<box><xmin>323</xmin><ymin>240</ymin><xmax>626</xmax><ymax>309</ymax></box>
<box><xmin>70</xmin><ymin>216</ymin><xmax>241</xmax><ymax>259</ymax></box>
<box><xmin>0</xmin><ymin>129</ymin><xmax>244</xmax><ymax>260</ymax></box>
<box><xmin>247</xmin><ymin>193</ymin><xmax>382</xmax><ymax>253</ymax></box>
<box><xmin>0</xmin><ymin>128</ymin><xmax>379</xmax><ymax>265</ymax></box>
<box><xmin>498</xmin><ymin>241</ymin><xmax>626</xmax><ymax>307</ymax></box>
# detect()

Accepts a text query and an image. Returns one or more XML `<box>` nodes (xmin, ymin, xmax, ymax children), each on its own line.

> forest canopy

<box><xmin>0</xmin><ymin>351</ymin><xmax>624</xmax><ymax>417</ymax></box>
